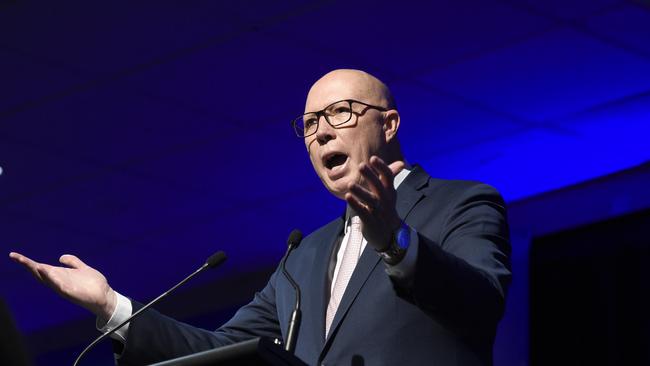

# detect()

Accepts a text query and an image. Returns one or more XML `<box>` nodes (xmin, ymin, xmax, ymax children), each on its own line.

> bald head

<box><xmin>305</xmin><ymin>69</ymin><xmax>396</xmax><ymax>113</ymax></box>
<box><xmin>302</xmin><ymin>69</ymin><xmax>403</xmax><ymax>200</ymax></box>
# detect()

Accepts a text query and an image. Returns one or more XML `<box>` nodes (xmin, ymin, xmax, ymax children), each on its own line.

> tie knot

<box><xmin>351</xmin><ymin>215</ymin><xmax>361</xmax><ymax>227</ymax></box>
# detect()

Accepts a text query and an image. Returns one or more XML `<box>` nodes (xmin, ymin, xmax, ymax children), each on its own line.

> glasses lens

<box><xmin>325</xmin><ymin>100</ymin><xmax>352</xmax><ymax>126</ymax></box>
<box><xmin>295</xmin><ymin>113</ymin><xmax>318</xmax><ymax>137</ymax></box>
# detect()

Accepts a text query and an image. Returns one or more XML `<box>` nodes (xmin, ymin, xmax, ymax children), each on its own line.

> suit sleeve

<box><xmin>116</xmin><ymin>268</ymin><xmax>283</xmax><ymax>365</ymax></box>
<box><xmin>390</xmin><ymin>183</ymin><xmax>512</xmax><ymax>336</ymax></box>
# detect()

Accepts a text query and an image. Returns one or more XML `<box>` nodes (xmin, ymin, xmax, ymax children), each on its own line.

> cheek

<box><xmin>308</xmin><ymin>154</ymin><xmax>320</xmax><ymax>172</ymax></box>
<box><xmin>306</xmin><ymin>141</ymin><xmax>318</xmax><ymax>164</ymax></box>
<box><xmin>349</xmin><ymin>144</ymin><xmax>371</xmax><ymax>164</ymax></box>
<box><xmin>348</xmin><ymin>128</ymin><xmax>381</xmax><ymax>160</ymax></box>
<box><xmin>305</xmin><ymin>139</ymin><xmax>314</xmax><ymax>154</ymax></box>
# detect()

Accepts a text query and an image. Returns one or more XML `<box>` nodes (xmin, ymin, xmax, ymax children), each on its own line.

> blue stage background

<box><xmin>1</xmin><ymin>1</ymin><xmax>649</xmax><ymax>364</ymax></box>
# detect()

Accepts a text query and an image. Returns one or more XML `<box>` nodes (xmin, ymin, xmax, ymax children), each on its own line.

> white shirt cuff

<box><xmin>96</xmin><ymin>291</ymin><xmax>132</xmax><ymax>344</ymax></box>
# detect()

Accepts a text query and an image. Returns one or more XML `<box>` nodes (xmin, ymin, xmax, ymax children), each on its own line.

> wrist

<box><xmin>376</xmin><ymin>215</ymin><xmax>402</xmax><ymax>252</ymax></box>
<box><xmin>99</xmin><ymin>288</ymin><xmax>117</xmax><ymax>321</ymax></box>
<box><xmin>377</xmin><ymin>221</ymin><xmax>410</xmax><ymax>265</ymax></box>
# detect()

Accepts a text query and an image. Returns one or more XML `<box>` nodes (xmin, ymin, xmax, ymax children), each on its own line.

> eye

<box><xmin>333</xmin><ymin>106</ymin><xmax>351</xmax><ymax>114</ymax></box>
<box><xmin>304</xmin><ymin>117</ymin><xmax>318</xmax><ymax>128</ymax></box>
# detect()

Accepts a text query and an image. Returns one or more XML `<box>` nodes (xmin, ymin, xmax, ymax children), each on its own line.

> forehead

<box><xmin>304</xmin><ymin>76</ymin><xmax>375</xmax><ymax>113</ymax></box>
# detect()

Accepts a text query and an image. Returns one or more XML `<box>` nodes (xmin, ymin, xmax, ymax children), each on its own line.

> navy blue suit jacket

<box><xmin>117</xmin><ymin>166</ymin><xmax>511</xmax><ymax>366</ymax></box>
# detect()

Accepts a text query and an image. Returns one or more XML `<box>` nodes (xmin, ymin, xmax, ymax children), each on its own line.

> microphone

<box><xmin>73</xmin><ymin>251</ymin><xmax>227</xmax><ymax>366</ymax></box>
<box><xmin>281</xmin><ymin>229</ymin><xmax>303</xmax><ymax>354</ymax></box>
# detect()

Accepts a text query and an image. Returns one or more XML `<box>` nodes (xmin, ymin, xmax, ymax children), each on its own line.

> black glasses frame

<box><xmin>291</xmin><ymin>99</ymin><xmax>389</xmax><ymax>138</ymax></box>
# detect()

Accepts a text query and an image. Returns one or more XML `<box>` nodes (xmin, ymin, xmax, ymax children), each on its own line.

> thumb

<box><xmin>59</xmin><ymin>254</ymin><xmax>86</xmax><ymax>269</ymax></box>
<box><xmin>388</xmin><ymin>160</ymin><xmax>405</xmax><ymax>176</ymax></box>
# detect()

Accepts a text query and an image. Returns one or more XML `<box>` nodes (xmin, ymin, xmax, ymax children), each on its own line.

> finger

<box><xmin>387</xmin><ymin>160</ymin><xmax>405</xmax><ymax>177</ymax></box>
<box><xmin>36</xmin><ymin>266</ymin><xmax>58</xmax><ymax>288</ymax></box>
<box><xmin>359</xmin><ymin>162</ymin><xmax>386</xmax><ymax>195</ymax></box>
<box><xmin>344</xmin><ymin>192</ymin><xmax>374</xmax><ymax>223</ymax></box>
<box><xmin>9</xmin><ymin>252</ymin><xmax>45</xmax><ymax>282</ymax></box>
<box><xmin>368</xmin><ymin>157</ymin><xmax>392</xmax><ymax>188</ymax></box>
<box><xmin>370</xmin><ymin>156</ymin><xmax>403</xmax><ymax>187</ymax></box>
<box><xmin>348</xmin><ymin>182</ymin><xmax>380</xmax><ymax>211</ymax></box>
<box><xmin>59</xmin><ymin>254</ymin><xmax>86</xmax><ymax>269</ymax></box>
<box><xmin>8</xmin><ymin>251</ymin><xmax>23</xmax><ymax>262</ymax></box>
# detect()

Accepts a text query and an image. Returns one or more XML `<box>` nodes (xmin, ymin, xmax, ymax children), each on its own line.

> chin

<box><xmin>325</xmin><ymin>176</ymin><xmax>355</xmax><ymax>200</ymax></box>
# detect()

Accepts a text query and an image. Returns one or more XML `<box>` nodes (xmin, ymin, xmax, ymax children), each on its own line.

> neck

<box><xmin>379</xmin><ymin>143</ymin><xmax>404</xmax><ymax>166</ymax></box>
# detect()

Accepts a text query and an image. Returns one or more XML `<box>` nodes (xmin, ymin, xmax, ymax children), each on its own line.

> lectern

<box><xmin>150</xmin><ymin>337</ymin><xmax>307</xmax><ymax>366</ymax></box>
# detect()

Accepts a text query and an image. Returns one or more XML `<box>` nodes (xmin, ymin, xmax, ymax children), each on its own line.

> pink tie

<box><xmin>326</xmin><ymin>215</ymin><xmax>363</xmax><ymax>337</ymax></box>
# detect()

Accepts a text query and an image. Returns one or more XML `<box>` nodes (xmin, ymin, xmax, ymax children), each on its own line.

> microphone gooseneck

<box><xmin>73</xmin><ymin>251</ymin><xmax>227</xmax><ymax>366</ymax></box>
<box><xmin>281</xmin><ymin>229</ymin><xmax>303</xmax><ymax>354</ymax></box>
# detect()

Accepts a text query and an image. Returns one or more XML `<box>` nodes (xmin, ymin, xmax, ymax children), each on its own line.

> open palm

<box><xmin>9</xmin><ymin>252</ymin><xmax>116</xmax><ymax>319</ymax></box>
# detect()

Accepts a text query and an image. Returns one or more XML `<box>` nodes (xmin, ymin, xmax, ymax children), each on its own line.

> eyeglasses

<box><xmin>291</xmin><ymin>99</ymin><xmax>389</xmax><ymax>138</ymax></box>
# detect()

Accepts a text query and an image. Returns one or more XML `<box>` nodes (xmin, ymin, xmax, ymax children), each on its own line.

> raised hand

<box><xmin>344</xmin><ymin>156</ymin><xmax>405</xmax><ymax>251</ymax></box>
<box><xmin>9</xmin><ymin>252</ymin><xmax>116</xmax><ymax>320</ymax></box>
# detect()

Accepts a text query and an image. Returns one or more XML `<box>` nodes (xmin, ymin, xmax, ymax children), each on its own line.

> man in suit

<box><xmin>10</xmin><ymin>69</ymin><xmax>511</xmax><ymax>365</ymax></box>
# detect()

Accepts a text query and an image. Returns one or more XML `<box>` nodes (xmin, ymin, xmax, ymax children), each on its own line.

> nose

<box><xmin>315</xmin><ymin>115</ymin><xmax>335</xmax><ymax>145</ymax></box>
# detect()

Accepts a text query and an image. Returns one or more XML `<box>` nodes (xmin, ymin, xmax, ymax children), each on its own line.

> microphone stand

<box><xmin>73</xmin><ymin>251</ymin><xmax>227</xmax><ymax>366</ymax></box>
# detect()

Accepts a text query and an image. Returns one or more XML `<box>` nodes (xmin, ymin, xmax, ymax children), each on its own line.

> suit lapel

<box><xmin>305</xmin><ymin>216</ymin><xmax>344</xmax><ymax>350</ymax></box>
<box><xmin>396</xmin><ymin>165</ymin><xmax>428</xmax><ymax>219</ymax></box>
<box><xmin>320</xmin><ymin>165</ymin><xmax>430</xmax><ymax>354</ymax></box>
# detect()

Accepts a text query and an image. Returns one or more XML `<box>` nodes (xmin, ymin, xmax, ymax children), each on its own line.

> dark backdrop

<box><xmin>2</xmin><ymin>1</ymin><xmax>650</xmax><ymax>365</ymax></box>
<box><xmin>531</xmin><ymin>208</ymin><xmax>650</xmax><ymax>365</ymax></box>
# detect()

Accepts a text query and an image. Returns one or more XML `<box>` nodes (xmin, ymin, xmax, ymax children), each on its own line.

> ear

<box><xmin>382</xmin><ymin>110</ymin><xmax>400</xmax><ymax>143</ymax></box>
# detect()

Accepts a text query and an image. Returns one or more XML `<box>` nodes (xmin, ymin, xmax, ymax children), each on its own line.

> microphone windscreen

<box><xmin>205</xmin><ymin>251</ymin><xmax>227</xmax><ymax>269</ymax></box>
<box><xmin>287</xmin><ymin>229</ymin><xmax>303</xmax><ymax>249</ymax></box>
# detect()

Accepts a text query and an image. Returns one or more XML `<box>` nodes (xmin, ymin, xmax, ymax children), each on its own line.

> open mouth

<box><xmin>324</xmin><ymin>153</ymin><xmax>348</xmax><ymax>170</ymax></box>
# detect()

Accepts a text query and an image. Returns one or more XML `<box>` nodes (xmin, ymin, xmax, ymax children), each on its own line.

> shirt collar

<box><xmin>393</xmin><ymin>164</ymin><xmax>411</xmax><ymax>190</ymax></box>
